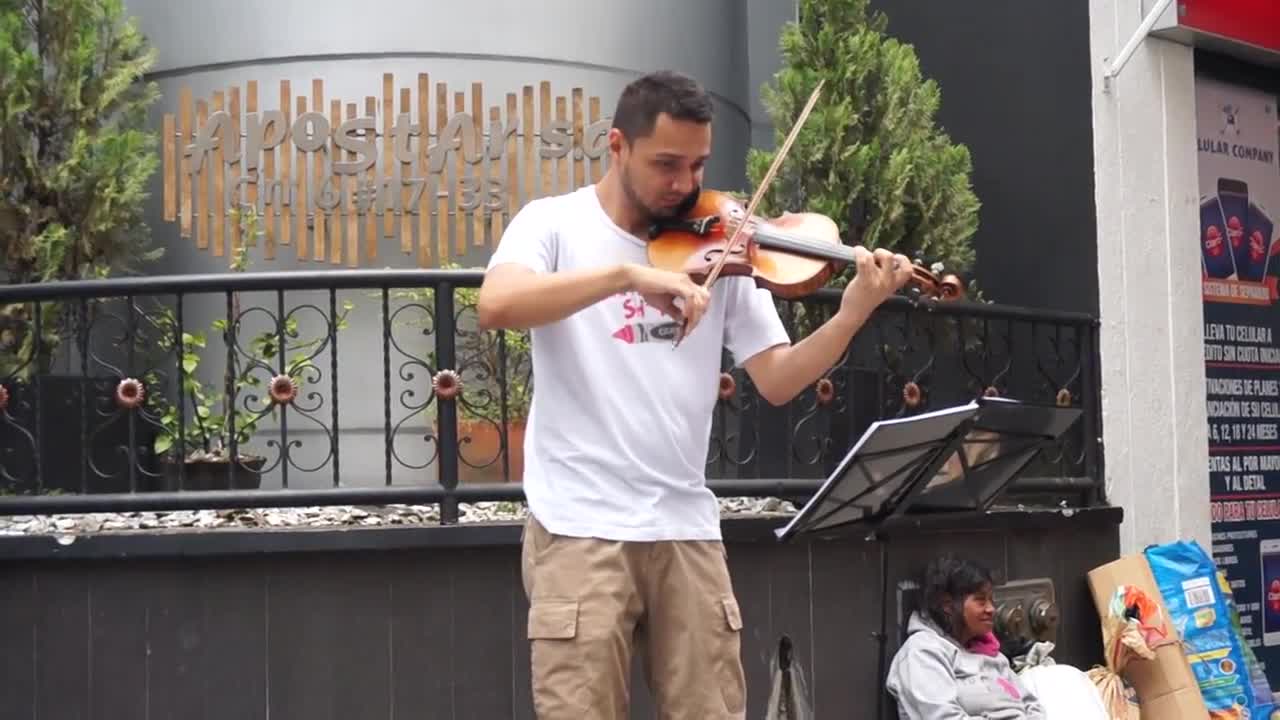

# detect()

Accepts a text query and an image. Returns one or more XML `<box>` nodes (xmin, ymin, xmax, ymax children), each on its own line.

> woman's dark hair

<box><xmin>921</xmin><ymin>555</ymin><xmax>994</xmax><ymax>637</ymax></box>
<box><xmin>611</xmin><ymin>70</ymin><xmax>714</xmax><ymax>142</ymax></box>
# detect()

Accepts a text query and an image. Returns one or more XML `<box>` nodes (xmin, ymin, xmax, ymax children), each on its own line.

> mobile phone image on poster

<box><xmin>1202</xmin><ymin>193</ymin><xmax>1238</xmax><ymax>278</ymax></box>
<box><xmin>1249</xmin><ymin>200</ymin><xmax>1276</xmax><ymax>281</ymax></box>
<box><xmin>1261</xmin><ymin>539</ymin><xmax>1280</xmax><ymax>647</ymax></box>
<box><xmin>1219</xmin><ymin>178</ymin><xmax>1265</xmax><ymax>282</ymax></box>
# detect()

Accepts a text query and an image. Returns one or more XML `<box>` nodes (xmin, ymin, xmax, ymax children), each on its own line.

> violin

<box><xmin>642</xmin><ymin>81</ymin><xmax>962</xmax><ymax>348</ymax></box>
<box><xmin>644</xmin><ymin>188</ymin><xmax>966</xmax><ymax>302</ymax></box>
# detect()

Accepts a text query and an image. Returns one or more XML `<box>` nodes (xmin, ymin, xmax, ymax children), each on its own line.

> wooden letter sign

<box><xmin>161</xmin><ymin>74</ymin><xmax>613</xmax><ymax>268</ymax></box>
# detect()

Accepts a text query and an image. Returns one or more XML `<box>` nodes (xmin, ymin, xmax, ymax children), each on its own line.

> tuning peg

<box><xmin>940</xmin><ymin>274</ymin><xmax>966</xmax><ymax>301</ymax></box>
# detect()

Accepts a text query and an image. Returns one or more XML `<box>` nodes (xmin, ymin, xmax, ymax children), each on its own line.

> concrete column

<box><xmin>1088</xmin><ymin>0</ymin><xmax>1211</xmax><ymax>553</ymax></box>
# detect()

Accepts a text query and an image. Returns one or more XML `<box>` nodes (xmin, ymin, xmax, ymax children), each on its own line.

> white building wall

<box><xmin>1089</xmin><ymin>0</ymin><xmax>1211</xmax><ymax>554</ymax></box>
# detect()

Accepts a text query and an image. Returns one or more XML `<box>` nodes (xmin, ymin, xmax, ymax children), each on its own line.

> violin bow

<box><xmin>674</xmin><ymin>79</ymin><xmax>826</xmax><ymax>347</ymax></box>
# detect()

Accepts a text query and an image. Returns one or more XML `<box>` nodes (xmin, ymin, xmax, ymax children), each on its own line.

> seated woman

<box><xmin>886</xmin><ymin>556</ymin><xmax>1045</xmax><ymax>719</ymax></box>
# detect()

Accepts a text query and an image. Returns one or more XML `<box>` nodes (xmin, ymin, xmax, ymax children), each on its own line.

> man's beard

<box><xmin>620</xmin><ymin>163</ymin><xmax>698</xmax><ymax>222</ymax></box>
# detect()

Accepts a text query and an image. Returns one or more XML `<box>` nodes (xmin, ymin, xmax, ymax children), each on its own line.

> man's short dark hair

<box><xmin>612</xmin><ymin>70</ymin><xmax>714</xmax><ymax>141</ymax></box>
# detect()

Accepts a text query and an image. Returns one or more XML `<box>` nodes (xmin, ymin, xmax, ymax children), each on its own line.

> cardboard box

<box><xmin>1086</xmin><ymin>554</ymin><xmax>1209</xmax><ymax>719</ymax></box>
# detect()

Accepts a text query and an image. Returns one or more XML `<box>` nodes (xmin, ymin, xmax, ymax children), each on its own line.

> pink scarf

<box><xmin>965</xmin><ymin>631</ymin><xmax>1001</xmax><ymax>657</ymax></box>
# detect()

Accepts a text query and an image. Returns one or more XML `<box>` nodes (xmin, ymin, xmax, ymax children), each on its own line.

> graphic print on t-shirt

<box><xmin>612</xmin><ymin>291</ymin><xmax>681</xmax><ymax>345</ymax></box>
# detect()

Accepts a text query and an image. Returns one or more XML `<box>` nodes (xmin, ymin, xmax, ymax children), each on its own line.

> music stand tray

<box><xmin>774</xmin><ymin>397</ymin><xmax>1081</xmax><ymax>542</ymax></box>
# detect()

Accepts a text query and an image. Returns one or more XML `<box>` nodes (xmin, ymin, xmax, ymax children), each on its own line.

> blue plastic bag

<box><xmin>1144</xmin><ymin>539</ymin><xmax>1275</xmax><ymax>719</ymax></box>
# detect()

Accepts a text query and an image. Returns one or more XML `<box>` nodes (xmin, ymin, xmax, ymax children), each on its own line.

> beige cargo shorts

<box><xmin>520</xmin><ymin>515</ymin><xmax>747</xmax><ymax>719</ymax></box>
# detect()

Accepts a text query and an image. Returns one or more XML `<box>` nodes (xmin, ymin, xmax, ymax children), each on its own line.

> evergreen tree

<box><xmin>0</xmin><ymin>0</ymin><xmax>162</xmax><ymax>285</ymax></box>
<box><xmin>747</xmin><ymin>0</ymin><xmax>980</xmax><ymax>285</ymax></box>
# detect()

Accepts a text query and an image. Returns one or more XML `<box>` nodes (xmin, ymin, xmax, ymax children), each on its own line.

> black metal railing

<box><xmin>0</xmin><ymin>269</ymin><xmax>1102</xmax><ymax>521</ymax></box>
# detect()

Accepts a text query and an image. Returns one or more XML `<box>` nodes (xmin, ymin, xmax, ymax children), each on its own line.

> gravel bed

<box><xmin>0</xmin><ymin>497</ymin><xmax>799</xmax><ymax>536</ymax></box>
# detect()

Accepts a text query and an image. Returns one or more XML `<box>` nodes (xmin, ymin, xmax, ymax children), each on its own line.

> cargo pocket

<box><xmin>527</xmin><ymin>598</ymin><xmax>579</xmax><ymax>640</ymax></box>
<box><xmin>527</xmin><ymin>599</ymin><xmax>587</xmax><ymax>715</ymax></box>
<box><xmin>716</xmin><ymin>596</ymin><xmax>746</xmax><ymax>717</ymax></box>
<box><xmin>721</xmin><ymin>597</ymin><xmax>742</xmax><ymax>632</ymax></box>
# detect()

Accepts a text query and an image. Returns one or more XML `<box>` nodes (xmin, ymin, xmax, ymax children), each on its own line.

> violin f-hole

<box><xmin>700</xmin><ymin>243</ymin><xmax>749</xmax><ymax>265</ymax></box>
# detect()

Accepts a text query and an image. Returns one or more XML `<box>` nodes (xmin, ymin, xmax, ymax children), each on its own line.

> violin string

<box><xmin>749</xmin><ymin>226</ymin><xmax>856</xmax><ymax>261</ymax></box>
<box><xmin>725</xmin><ymin>218</ymin><xmax>935</xmax><ymax>291</ymax></box>
<box><xmin>721</xmin><ymin>211</ymin><xmax>862</xmax><ymax>264</ymax></box>
<box><xmin>734</xmin><ymin>216</ymin><xmax>937</xmax><ymax>279</ymax></box>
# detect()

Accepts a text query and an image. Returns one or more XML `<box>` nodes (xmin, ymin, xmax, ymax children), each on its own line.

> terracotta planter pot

<box><xmin>443</xmin><ymin>418</ymin><xmax>525</xmax><ymax>484</ymax></box>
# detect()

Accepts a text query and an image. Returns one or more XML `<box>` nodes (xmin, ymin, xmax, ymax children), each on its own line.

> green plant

<box><xmin>454</xmin><ymin>279</ymin><xmax>532</xmax><ymax>425</ymax></box>
<box><xmin>143</xmin><ymin>207</ymin><xmax>353</xmax><ymax>462</ymax></box>
<box><xmin>747</xmin><ymin>0</ymin><xmax>980</xmax><ymax>285</ymax></box>
<box><xmin>0</xmin><ymin>0</ymin><xmax>164</xmax><ymax>378</ymax></box>
<box><xmin>743</xmin><ymin>0</ymin><xmax>992</xmax><ymax>372</ymax></box>
<box><xmin>387</xmin><ymin>263</ymin><xmax>533</xmax><ymax>426</ymax></box>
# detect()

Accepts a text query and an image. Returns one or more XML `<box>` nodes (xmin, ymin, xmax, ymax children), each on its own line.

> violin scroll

<box><xmin>900</xmin><ymin>254</ymin><xmax>967</xmax><ymax>304</ymax></box>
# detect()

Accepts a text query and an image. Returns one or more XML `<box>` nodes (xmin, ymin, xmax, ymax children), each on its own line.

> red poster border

<box><xmin>1181</xmin><ymin>0</ymin><xmax>1280</xmax><ymax>56</ymax></box>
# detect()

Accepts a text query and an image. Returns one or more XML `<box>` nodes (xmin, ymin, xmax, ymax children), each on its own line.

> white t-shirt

<box><xmin>486</xmin><ymin>185</ymin><xmax>791</xmax><ymax>541</ymax></box>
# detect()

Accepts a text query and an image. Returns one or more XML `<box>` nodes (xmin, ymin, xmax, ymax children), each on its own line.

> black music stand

<box><xmin>774</xmin><ymin>396</ymin><xmax>1082</xmax><ymax>542</ymax></box>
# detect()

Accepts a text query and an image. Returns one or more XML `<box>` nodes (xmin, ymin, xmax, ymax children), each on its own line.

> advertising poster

<box><xmin>1199</xmin><ymin>73</ymin><xmax>1280</xmax><ymax>687</ymax></box>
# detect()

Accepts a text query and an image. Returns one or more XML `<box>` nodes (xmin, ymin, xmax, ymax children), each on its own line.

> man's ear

<box><xmin>608</xmin><ymin>128</ymin><xmax>628</xmax><ymax>160</ymax></box>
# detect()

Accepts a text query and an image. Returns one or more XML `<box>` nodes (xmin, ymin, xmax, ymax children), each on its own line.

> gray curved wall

<box><xmin>127</xmin><ymin>0</ymin><xmax>794</xmax><ymax>274</ymax></box>
<box><xmin>120</xmin><ymin>0</ymin><xmax>795</xmax><ymax>489</ymax></box>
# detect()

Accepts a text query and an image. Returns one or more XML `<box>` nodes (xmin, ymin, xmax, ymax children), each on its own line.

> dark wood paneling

<box><xmin>0</xmin><ymin>570</ymin><xmax>34</xmax><ymax>720</ymax></box>
<box><xmin>33</xmin><ymin>570</ymin><xmax>91</xmax><ymax>720</ymax></box>
<box><xmin>451</xmin><ymin>547</ymin><xmax>518</xmax><ymax>718</ymax></box>
<box><xmin>90</xmin><ymin>567</ymin><xmax>150</xmax><ymax>718</ymax></box>
<box><xmin>267</xmin><ymin>555</ymin><xmax>343</xmax><ymax>720</ymax></box>
<box><xmin>727</xmin><ymin>541</ymin><xmax>779</xmax><ymax>717</ymax></box>
<box><xmin>142</xmin><ymin>560</ymin><xmax>208</xmax><ymax>720</ymax></box>
<box><xmin>767</xmin><ymin>540</ymin><xmax>817</xmax><ymax>684</ymax></box>
<box><xmin>809</xmin><ymin>541</ymin><xmax>882</xmax><ymax>717</ymax></box>
<box><xmin>201</xmin><ymin>558</ymin><xmax>267</xmax><ymax>720</ymax></box>
<box><xmin>0</xmin><ymin>513</ymin><xmax>1120</xmax><ymax>720</ymax></box>
<box><xmin>389</xmin><ymin>549</ymin><xmax>456</xmax><ymax>719</ymax></box>
<box><xmin>1013</xmin><ymin>525</ymin><xmax>1118</xmax><ymax>668</ymax></box>
<box><xmin>509</xmin><ymin>552</ymin><xmax>535</xmax><ymax>720</ymax></box>
<box><xmin>331</xmin><ymin>557</ymin><xmax>393</xmax><ymax>720</ymax></box>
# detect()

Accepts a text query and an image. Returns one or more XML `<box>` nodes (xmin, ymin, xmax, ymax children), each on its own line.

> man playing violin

<box><xmin>478</xmin><ymin>69</ymin><xmax>912</xmax><ymax>719</ymax></box>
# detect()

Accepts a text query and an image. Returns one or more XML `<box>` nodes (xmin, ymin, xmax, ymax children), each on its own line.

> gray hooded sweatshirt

<box><xmin>885</xmin><ymin>611</ymin><xmax>1046</xmax><ymax>720</ymax></box>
